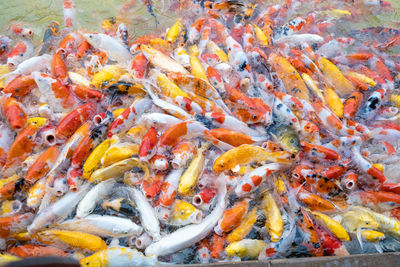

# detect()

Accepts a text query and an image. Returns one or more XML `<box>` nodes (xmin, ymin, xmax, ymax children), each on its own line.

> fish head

<box><xmin>172</xmin><ymin>200</ymin><xmax>197</xmax><ymax>222</ymax></box>
<box><xmin>339</xmin><ymin>136</ymin><xmax>361</xmax><ymax>147</ymax></box>
<box><xmin>84</xmin><ymin>33</ymin><xmax>101</xmax><ymax>47</ymax></box>
<box><xmin>341</xmin><ymin>210</ymin><xmax>379</xmax><ymax>231</ymax></box>
<box><xmin>225</xmin><ymin>242</ymin><xmax>247</xmax><ymax>258</ymax></box>
<box><xmin>300</xmin><ymin>121</ymin><xmax>319</xmax><ymax>134</ymax></box>
<box><xmin>0</xmin><ymin>37</ymin><xmax>11</xmax><ymax>51</ymax></box>
<box><xmin>212</xmin><ymin>160</ymin><xmax>226</xmax><ymax>173</ymax></box>
<box><xmin>80</xmin><ymin>253</ymin><xmax>102</xmax><ymax>267</ymax></box>
<box><xmin>357</xmin><ymin>213</ymin><xmax>379</xmax><ymax>230</ymax></box>
<box><xmin>273</xmin><ymin>125</ymin><xmax>300</xmax><ymax>153</ymax></box>
<box><xmin>0</xmin><ymin>43</ymin><xmax>7</xmax><ymax>52</ymax></box>
<box><xmin>281</xmin><ymin>133</ymin><xmax>300</xmax><ymax>153</ymax></box>
<box><xmin>32</xmin><ymin>72</ymin><xmax>52</xmax><ymax>89</ymax></box>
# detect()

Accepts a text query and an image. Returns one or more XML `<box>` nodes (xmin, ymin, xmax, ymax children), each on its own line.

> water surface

<box><xmin>0</xmin><ymin>1</ymin><xmax>398</xmax><ymax>44</ymax></box>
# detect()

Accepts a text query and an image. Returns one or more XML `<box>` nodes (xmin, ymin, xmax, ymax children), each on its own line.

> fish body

<box><xmin>28</xmin><ymin>184</ymin><xmax>90</xmax><ymax>233</ymax></box>
<box><xmin>81</xmin><ymin>247</ymin><xmax>157</xmax><ymax>267</ymax></box>
<box><xmin>145</xmin><ymin>179</ymin><xmax>226</xmax><ymax>257</ymax></box>
<box><xmin>225</xmin><ymin>239</ymin><xmax>266</xmax><ymax>259</ymax></box>
<box><xmin>58</xmin><ymin>215</ymin><xmax>142</xmax><ymax>237</ymax></box>
<box><xmin>261</xmin><ymin>192</ymin><xmax>283</xmax><ymax>242</ymax></box>
<box><xmin>269</xmin><ymin>124</ymin><xmax>300</xmax><ymax>153</ymax></box>
<box><xmin>129</xmin><ymin>188</ymin><xmax>161</xmax><ymax>240</ymax></box>
<box><xmin>76</xmin><ymin>179</ymin><xmax>115</xmax><ymax>218</ymax></box>
<box><xmin>84</xmin><ymin>33</ymin><xmax>132</xmax><ymax>65</ymax></box>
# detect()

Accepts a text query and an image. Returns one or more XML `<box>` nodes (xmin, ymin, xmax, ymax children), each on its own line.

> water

<box><xmin>0</xmin><ymin>0</ymin><xmax>398</xmax><ymax>45</ymax></box>
<box><xmin>0</xmin><ymin>0</ymin><xmax>176</xmax><ymax>43</ymax></box>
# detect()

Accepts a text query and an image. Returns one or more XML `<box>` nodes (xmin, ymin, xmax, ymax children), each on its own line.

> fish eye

<box><xmin>1</xmin><ymin>44</ymin><xmax>6</xmax><ymax>50</ymax></box>
<box><xmin>20</xmin><ymin>52</ymin><xmax>23</xmax><ymax>56</ymax></box>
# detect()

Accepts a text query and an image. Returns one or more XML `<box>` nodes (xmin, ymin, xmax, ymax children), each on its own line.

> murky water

<box><xmin>0</xmin><ymin>0</ymin><xmax>176</xmax><ymax>43</ymax></box>
<box><xmin>0</xmin><ymin>0</ymin><xmax>398</xmax><ymax>44</ymax></box>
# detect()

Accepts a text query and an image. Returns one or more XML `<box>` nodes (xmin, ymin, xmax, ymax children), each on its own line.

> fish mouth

<box><xmin>192</xmin><ymin>195</ymin><xmax>203</xmax><ymax>207</ymax></box>
<box><xmin>190</xmin><ymin>210</ymin><xmax>203</xmax><ymax>224</ymax></box>
<box><xmin>7</xmin><ymin>62</ymin><xmax>16</xmax><ymax>70</ymax></box>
